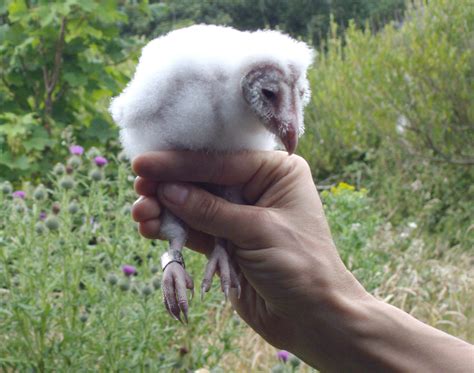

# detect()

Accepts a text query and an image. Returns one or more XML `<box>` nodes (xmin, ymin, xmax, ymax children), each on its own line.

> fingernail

<box><xmin>162</xmin><ymin>184</ymin><xmax>189</xmax><ymax>205</ymax></box>
<box><xmin>133</xmin><ymin>195</ymin><xmax>145</xmax><ymax>206</ymax></box>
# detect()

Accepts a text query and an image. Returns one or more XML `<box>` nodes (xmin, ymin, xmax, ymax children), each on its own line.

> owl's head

<box><xmin>241</xmin><ymin>63</ymin><xmax>311</xmax><ymax>154</ymax></box>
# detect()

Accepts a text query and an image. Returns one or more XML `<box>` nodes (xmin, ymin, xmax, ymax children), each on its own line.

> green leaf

<box><xmin>7</xmin><ymin>0</ymin><xmax>28</xmax><ymax>22</ymax></box>
<box><xmin>63</xmin><ymin>71</ymin><xmax>88</xmax><ymax>87</ymax></box>
<box><xmin>0</xmin><ymin>151</ymin><xmax>30</xmax><ymax>170</ymax></box>
<box><xmin>82</xmin><ymin>117</ymin><xmax>117</xmax><ymax>143</ymax></box>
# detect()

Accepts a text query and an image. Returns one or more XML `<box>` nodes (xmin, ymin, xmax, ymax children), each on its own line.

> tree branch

<box><xmin>40</xmin><ymin>16</ymin><xmax>67</xmax><ymax>134</ymax></box>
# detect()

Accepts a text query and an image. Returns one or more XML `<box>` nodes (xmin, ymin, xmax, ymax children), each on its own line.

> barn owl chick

<box><xmin>110</xmin><ymin>24</ymin><xmax>314</xmax><ymax>322</ymax></box>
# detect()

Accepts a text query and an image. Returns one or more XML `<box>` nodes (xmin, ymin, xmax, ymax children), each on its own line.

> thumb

<box><xmin>157</xmin><ymin>183</ymin><xmax>270</xmax><ymax>248</ymax></box>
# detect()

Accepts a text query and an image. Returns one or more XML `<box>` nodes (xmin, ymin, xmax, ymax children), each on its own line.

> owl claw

<box><xmin>162</xmin><ymin>262</ymin><xmax>193</xmax><ymax>323</ymax></box>
<box><xmin>201</xmin><ymin>243</ymin><xmax>240</xmax><ymax>301</ymax></box>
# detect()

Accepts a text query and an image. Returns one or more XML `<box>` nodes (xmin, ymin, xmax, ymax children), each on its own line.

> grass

<box><xmin>0</xmin><ymin>148</ymin><xmax>472</xmax><ymax>372</ymax></box>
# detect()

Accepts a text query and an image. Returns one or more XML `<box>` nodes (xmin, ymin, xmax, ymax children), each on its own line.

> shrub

<box><xmin>301</xmin><ymin>0</ymin><xmax>473</xmax><ymax>249</ymax></box>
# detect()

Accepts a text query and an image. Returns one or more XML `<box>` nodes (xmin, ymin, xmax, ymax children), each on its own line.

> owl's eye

<box><xmin>262</xmin><ymin>88</ymin><xmax>277</xmax><ymax>101</ymax></box>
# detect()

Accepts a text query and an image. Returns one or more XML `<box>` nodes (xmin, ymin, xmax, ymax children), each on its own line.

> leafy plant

<box><xmin>0</xmin><ymin>0</ymin><xmax>142</xmax><ymax>179</ymax></box>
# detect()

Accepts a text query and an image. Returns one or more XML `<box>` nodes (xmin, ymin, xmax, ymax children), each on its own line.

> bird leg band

<box><xmin>161</xmin><ymin>250</ymin><xmax>185</xmax><ymax>271</ymax></box>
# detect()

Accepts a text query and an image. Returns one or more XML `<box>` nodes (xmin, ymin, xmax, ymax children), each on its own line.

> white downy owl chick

<box><xmin>110</xmin><ymin>24</ymin><xmax>314</xmax><ymax>322</ymax></box>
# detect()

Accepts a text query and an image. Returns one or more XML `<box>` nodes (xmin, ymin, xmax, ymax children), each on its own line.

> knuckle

<box><xmin>288</xmin><ymin>154</ymin><xmax>311</xmax><ymax>173</ymax></box>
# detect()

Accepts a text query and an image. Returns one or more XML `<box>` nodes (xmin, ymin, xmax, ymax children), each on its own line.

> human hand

<box><xmin>132</xmin><ymin>151</ymin><xmax>368</xmax><ymax>347</ymax></box>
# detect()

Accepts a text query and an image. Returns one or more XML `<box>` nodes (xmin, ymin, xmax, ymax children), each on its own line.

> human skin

<box><xmin>131</xmin><ymin>150</ymin><xmax>474</xmax><ymax>372</ymax></box>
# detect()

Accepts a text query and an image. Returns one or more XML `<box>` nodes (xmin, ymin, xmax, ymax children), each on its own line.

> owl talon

<box><xmin>162</xmin><ymin>261</ymin><xmax>193</xmax><ymax>323</ymax></box>
<box><xmin>201</xmin><ymin>242</ymin><xmax>240</xmax><ymax>301</ymax></box>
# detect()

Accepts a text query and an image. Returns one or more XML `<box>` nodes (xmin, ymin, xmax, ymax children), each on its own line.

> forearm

<box><xmin>294</xmin><ymin>284</ymin><xmax>474</xmax><ymax>372</ymax></box>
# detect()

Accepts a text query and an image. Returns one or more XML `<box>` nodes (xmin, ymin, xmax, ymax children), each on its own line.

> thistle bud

<box><xmin>52</xmin><ymin>202</ymin><xmax>61</xmax><ymax>215</ymax></box>
<box><xmin>1</xmin><ymin>181</ymin><xmax>12</xmax><ymax>194</ymax></box>
<box><xmin>107</xmin><ymin>273</ymin><xmax>118</xmax><ymax>286</ymax></box>
<box><xmin>121</xmin><ymin>204</ymin><xmax>132</xmax><ymax>216</ymax></box>
<box><xmin>118</xmin><ymin>279</ymin><xmax>130</xmax><ymax>292</ymax></box>
<box><xmin>68</xmin><ymin>201</ymin><xmax>79</xmax><ymax>214</ymax></box>
<box><xmin>89</xmin><ymin>169</ymin><xmax>103</xmax><ymax>181</ymax></box>
<box><xmin>35</xmin><ymin>222</ymin><xmax>46</xmax><ymax>234</ymax></box>
<box><xmin>59</xmin><ymin>176</ymin><xmax>75</xmax><ymax>190</ymax></box>
<box><xmin>150</xmin><ymin>265</ymin><xmax>159</xmax><ymax>275</ymax></box>
<box><xmin>53</xmin><ymin>163</ymin><xmax>66</xmax><ymax>176</ymax></box>
<box><xmin>289</xmin><ymin>355</ymin><xmax>301</xmax><ymax>368</ymax></box>
<box><xmin>33</xmin><ymin>185</ymin><xmax>47</xmax><ymax>201</ymax></box>
<box><xmin>152</xmin><ymin>276</ymin><xmax>161</xmax><ymax>290</ymax></box>
<box><xmin>45</xmin><ymin>216</ymin><xmax>60</xmax><ymax>231</ymax></box>
<box><xmin>118</xmin><ymin>151</ymin><xmax>128</xmax><ymax>163</ymax></box>
<box><xmin>79</xmin><ymin>313</ymin><xmax>88</xmax><ymax>323</ymax></box>
<box><xmin>67</xmin><ymin>155</ymin><xmax>82</xmax><ymax>169</ymax></box>
<box><xmin>142</xmin><ymin>285</ymin><xmax>153</xmax><ymax>297</ymax></box>
<box><xmin>14</xmin><ymin>201</ymin><xmax>26</xmax><ymax>213</ymax></box>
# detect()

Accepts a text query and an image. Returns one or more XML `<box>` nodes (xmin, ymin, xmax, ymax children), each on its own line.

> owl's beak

<box><xmin>280</xmin><ymin>123</ymin><xmax>298</xmax><ymax>155</ymax></box>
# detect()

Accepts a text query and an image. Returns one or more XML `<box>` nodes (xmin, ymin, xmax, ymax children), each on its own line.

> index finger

<box><xmin>132</xmin><ymin>150</ymin><xmax>288</xmax><ymax>186</ymax></box>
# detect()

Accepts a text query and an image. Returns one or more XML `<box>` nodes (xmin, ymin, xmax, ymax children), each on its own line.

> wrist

<box><xmin>291</xmin><ymin>269</ymin><xmax>375</xmax><ymax>371</ymax></box>
<box><xmin>293</xmin><ymin>284</ymin><xmax>474</xmax><ymax>372</ymax></box>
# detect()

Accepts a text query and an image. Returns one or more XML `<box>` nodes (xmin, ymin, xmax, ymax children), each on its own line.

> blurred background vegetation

<box><xmin>1</xmin><ymin>0</ymin><xmax>472</xmax><ymax>248</ymax></box>
<box><xmin>0</xmin><ymin>0</ymin><xmax>473</xmax><ymax>370</ymax></box>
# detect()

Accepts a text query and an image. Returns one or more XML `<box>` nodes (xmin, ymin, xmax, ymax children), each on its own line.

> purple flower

<box><xmin>12</xmin><ymin>190</ymin><xmax>26</xmax><ymax>199</ymax></box>
<box><xmin>39</xmin><ymin>211</ymin><xmax>47</xmax><ymax>220</ymax></box>
<box><xmin>94</xmin><ymin>156</ymin><xmax>108</xmax><ymax>167</ymax></box>
<box><xmin>122</xmin><ymin>265</ymin><xmax>136</xmax><ymax>277</ymax></box>
<box><xmin>277</xmin><ymin>350</ymin><xmax>289</xmax><ymax>363</ymax></box>
<box><xmin>69</xmin><ymin>145</ymin><xmax>84</xmax><ymax>156</ymax></box>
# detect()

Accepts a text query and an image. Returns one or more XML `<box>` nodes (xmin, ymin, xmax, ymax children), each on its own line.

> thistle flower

<box><xmin>39</xmin><ymin>211</ymin><xmax>47</xmax><ymax>220</ymax></box>
<box><xmin>12</xmin><ymin>190</ymin><xmax>26</xmax><ymax>199</ymax></box>
<box><xmin>69</xmin><ymin>145</ymin><xmax>84</xmax><ymax>156</ymax></box>
<box><xmin>122</xmin><ymin>264</ymin><xmax>136</xmax><ymax>277</ymax></box>
<box><xmin>276</xmin><ymin>350</ymin><xmax>289</xmax><ymax>363</ymax></box>
<box><xmin>1</xmin><ymin>181</ymin><xmax>12</xmax><ymax>194</ymax></box>
<box><xmin>94</xmin><ymin>156</ymin><xmax>108</xmax><ymax>167</ymax></box>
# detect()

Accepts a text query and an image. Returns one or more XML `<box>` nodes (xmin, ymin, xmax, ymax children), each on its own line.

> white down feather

<box><xmin>109</xmin><ymin>24</ymin><xmax>314</xmax><ymax>159</ymax></box>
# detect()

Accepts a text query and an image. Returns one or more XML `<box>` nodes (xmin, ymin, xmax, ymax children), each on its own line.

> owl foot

<box><xmin>201</xmin><ymin>241</ymin><xmax>241</xmax><ymax>301</ymax></box>
<box><xmin>162</xmin><ymin>262</ymin><xmax>194</xmax><ymax>323</ymax></box>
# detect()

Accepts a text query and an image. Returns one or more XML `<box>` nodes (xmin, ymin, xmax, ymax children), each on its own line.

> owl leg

<box><xmin>201</xmin><ymin>237</ymin><xmax>241</xmax><ymax>300</ymax></box>
<box><xmin>160</xmin><ymin>212</ymin><xmax>193</xmax><ymax>323</ymax></box>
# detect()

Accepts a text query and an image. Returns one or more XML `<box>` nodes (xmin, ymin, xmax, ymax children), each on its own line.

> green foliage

<box><xmin>0</xmin><ymin>0</ymin><xmax>142</xmax><ymax>179</ymax></box>
<box><xmin>123</xmin><ymin>0</ymin><xmax>405</xmax><ymax>45</ymax></box>
<box><xmin>321</xmin><ymin>182</ymin><xmax>387</xmax><ymax>291</ymax></box>
<box><xmin>301</xmin><ymin>0</ymin><xmax>473</xmax><ymax>249</ymax></box>
<box><xmin>0</xmin><ymin>148</ymin><xmax>245</xmax><ymax>371</ymax></box>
